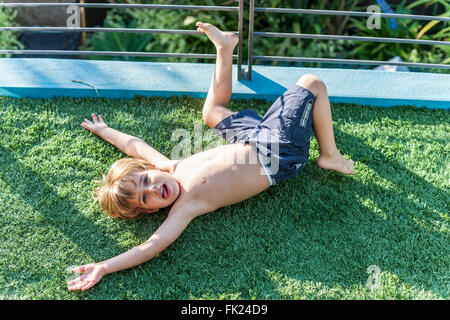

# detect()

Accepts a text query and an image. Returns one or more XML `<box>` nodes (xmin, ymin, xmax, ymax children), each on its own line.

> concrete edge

<box><xmin>0</xmin><ymin>58</ymin><xmax>449</xmax><ymax>110</ymax></box>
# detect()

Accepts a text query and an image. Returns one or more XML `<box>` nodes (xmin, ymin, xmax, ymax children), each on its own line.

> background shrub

<box><xmin>0</xmin><ymin>3</ymin><xmax>23</xmax><ymax>56</ymax></box>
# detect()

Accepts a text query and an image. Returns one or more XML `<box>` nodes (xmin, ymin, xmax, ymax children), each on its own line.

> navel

<box><xmin>201</xmin><ymin>177</ymin><xmax>206</xmax><ymax>184</ymax></box>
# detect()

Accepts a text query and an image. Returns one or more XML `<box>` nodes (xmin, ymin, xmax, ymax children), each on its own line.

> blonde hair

<box><xmin>94</xmin><ymin>157</ymin><xmax>154</xmax><ymax>219</ymax></box>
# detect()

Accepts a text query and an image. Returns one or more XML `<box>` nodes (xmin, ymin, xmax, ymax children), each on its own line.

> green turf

<box><xmin>0</xmin><ymin>95</ymin><xmax>448</xmax><ymax>300</ymax></box>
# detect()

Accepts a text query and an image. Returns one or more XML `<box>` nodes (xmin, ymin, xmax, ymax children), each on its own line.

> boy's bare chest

<box><xmin>172</xmin><ymin>143</ymin><xmax>270</xmax><ymax>208</ymax></box>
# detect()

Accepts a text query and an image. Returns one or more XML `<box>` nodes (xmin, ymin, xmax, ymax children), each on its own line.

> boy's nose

<box><xmin>150</xmin><ymin>185</ymin><xmax>159</xmax><ymax>196</ymax></box>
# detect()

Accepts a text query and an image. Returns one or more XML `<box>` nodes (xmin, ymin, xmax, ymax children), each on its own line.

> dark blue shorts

<box><xmin>214</xmin><ymin>84</ymin><xmax>316</xmax><ymax>185</ymax></box>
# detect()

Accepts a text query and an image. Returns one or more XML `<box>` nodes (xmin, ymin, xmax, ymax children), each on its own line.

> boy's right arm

<box><xmin>68</xmin><ymin>201</ymin><xmax>214</xmax><ymax>291</ymax></box>
<box><xmin>81</xmin><ymin>113</ymin><xmax>169</xmax><ymax>166</ymax></box>
<box><xmin>68</xmin><ymin>211</ymin><xmax>192</xmax><ymax>291</ymax></box>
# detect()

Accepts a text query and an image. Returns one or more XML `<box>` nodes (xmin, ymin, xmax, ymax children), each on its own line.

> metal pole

<box><xmin>247</xmin><ymin>0</ymin><xmax>255</xmax><ymax>80</ymax></box>
<box><xmin>0</xmin><ymin>49</ymin><xmax>233</xmax><ymax>59</ymax></box>
<box><xmin>0</xmin><ymin>26</ymin><xmax>232</xmax><ymax>35</ymax></box>
<box><xmin>80</xmin><ymin>0</ymin><xmax>86</xmax><ymax>50</ymax></box>
<box><xmin>253</xmin><ymin>7</ymin><xmax>450</xmax><ymax>22</ymax></box>
<box><xmin>252</xmin><ymin>55</ymin><xmax>450</xmax><ymax>69</ymax></box>
<box><xmin>253</xmin><ymin>32</ymin><xmax>450</xmax><ymax>47</ymax></box>
<box><xmin>237</xmin><ymin>0</ymin><xmax>243</xmax><ymax>80</ymax></box>
<box><xmin>0</xmin><ymin>3</ymin><xmax>239</xmax><ymax>12</ymax></box>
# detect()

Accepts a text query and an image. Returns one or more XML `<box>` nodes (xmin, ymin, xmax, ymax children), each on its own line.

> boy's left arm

<box><xmin>67</xmin><ymin>203</ymin><xmax>211</xmax><ymax>291</ymax></box>
<box><xmin>81</xmin><ymin>113</ymin><xmax>169</xmax><ymax>166</ymax></box>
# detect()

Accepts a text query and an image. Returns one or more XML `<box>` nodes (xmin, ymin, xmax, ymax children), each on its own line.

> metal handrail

<box><xmin>0</xmin><ymin>3</ymin><xmax>239</xmax><ymax>11</ymax></box>
<box><xmin>253</xmin><ymin>7</ymin><xmax>450</xmax><ymax>22</ymax></box>
<box><xmin>246</xmin><ymin>0</ymin><xmax>450</xmax><ymax>79</ymax></box>
<box><xmin>0</xmin><ymin>1</ymin><xmax>245</xmax><ymax>79</ymax></box>
<box><xmin>0</xmin><ymin>49</ymin><xmax>224</xmax><ymax>59</ymax></box>
<box><xmin>0</xmin><ymin>26</ymin><xmax>234</xmax><ymax>36</ymax></box>
<box><xmin>253</xmin><ymin>32</ymin><xmax>449</xmax><ymax>47</ymax></box>
<box><xmin>0</xmin><ymin>2</ymin><xmax>449</xmax><ymax>80</ymax></box>
<box><xmin>251</xmin><ymin>55</ymin><xmax>450</xmax><ymax>70</ymax></box>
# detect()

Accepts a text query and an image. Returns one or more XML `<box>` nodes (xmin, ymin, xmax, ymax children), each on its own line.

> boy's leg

<box><xmin>296</xmin><ymin>74</ymin><xmax>354</xmax><ymax>175</ymax></box>
<box><xmin>196</xmin><ymin>22</ymin><xmax>238</xmax><ymax>129</ymax></box>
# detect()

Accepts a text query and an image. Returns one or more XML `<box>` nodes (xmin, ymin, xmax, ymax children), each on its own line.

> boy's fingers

<box><xmin>81</xmin><ymin>281</ymin><xmax>95</xmax><ymax>291</ymax></box>
<box><xmin>68</xmin><ymin>278</ymin><xmax>93</xmax><ymax>291</ymax></box>
<box><xmin>68</xmin><ymin>281</ymin><xmax>82</xmax><ymax>290</ymax></box>
<box><xmin>92</xmin><ymin>113</ymin><xmax>98</xmax><ymax>123</ymax></box>
<box><xmin>72</xmin><ymin>266</ymin><xmax>81</xmax><ymax>273</ymax></box>
<box><xmin>67</xmin><ymin>277</ymin><xmax>80</xmax><ymax>285</ymax></box>
<box><xmin>69</xmin><ymin>283</ymin><xmax>84</xmax><ymax>291</ymax></box>
<box><xmin>72</xmin><ymin>265</ymin><xmax>85</xmax><ymax>273</ymax></box>
<box><xmin>98</xmin><ymin>114</ymin><xmax>104</xmax><ymax>123</ymax></box>
<box><xmin>68</xmin><ymin>275</ymin><xmax>86</xmax><ymax>285</ymax></box>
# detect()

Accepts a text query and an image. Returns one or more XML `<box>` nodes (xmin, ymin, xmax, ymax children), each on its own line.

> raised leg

<box><xmin>196</xmin><ymin>22</ymin><xmax>238</xmax><ymax>129</ymax></box>
<box><xmin>296</xmin><ymin>74</ymin><xmax>354</xmax><ymax>175</ymax></box>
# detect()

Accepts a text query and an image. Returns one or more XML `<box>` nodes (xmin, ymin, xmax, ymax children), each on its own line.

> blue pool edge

<box><xmin>1</xmin><ymin>58</ymin><xmax>449</xmax><ymax>110</ymax></box>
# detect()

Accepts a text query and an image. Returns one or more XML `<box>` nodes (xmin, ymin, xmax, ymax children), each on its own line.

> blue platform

<box><xmin>0</xmin><ymin>58</ymin><xmax>449</xmax><ymax>109</ymax></box>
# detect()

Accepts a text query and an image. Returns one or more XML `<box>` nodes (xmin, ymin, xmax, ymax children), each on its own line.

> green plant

<box><xmin>252</xmin><ymin>0</ymin><xmax>365</xmax><ymax>67</ymax></box>
<box><xmin>85</xmin><ymin>14</ymin><xmax>153</xmax><ymax>61</ymax></box>
<box><xmin>84</xmin><ymin>0</ymin><xmax>449</xmax><ymax>72</ymax></box>
<box><xmin>84</xmin><ymin>0</ymin><xmax>238</xmax><ymax>62</ymax></box>
<box><xmin>408</xmin><ymin>0</ymin><xmax>450</xmax><ymax>40</ymax></box>
<box><xmin>0</xmin><ymin>4</ymin><xmax>23</xmax><ymax>56</ymax></box>
<box><xmin>347</xmin><ymin>0</ymin><xmax>449</xmax><ymax>72</ymax></box>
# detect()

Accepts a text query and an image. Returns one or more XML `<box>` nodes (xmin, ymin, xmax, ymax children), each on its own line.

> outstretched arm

<box><xmin>68</xmin><ymin>208</ymin><xmax>197</xmax><ymax>291</ymax></box>
<box><xmin>81</xmin><ymin>113</ymin><xmax>169</xmax><ymax>166</ymax></box>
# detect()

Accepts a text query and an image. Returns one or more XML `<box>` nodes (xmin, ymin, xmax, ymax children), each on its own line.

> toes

<box><xmin>196</xmin><ymin>22</ymin><xmax>210</xmax><ymax>30</ymax></box>
<box><xmin>347</xmin><ymin>162</ymin><xmax>355</xmax><ymax>174</ymax></box>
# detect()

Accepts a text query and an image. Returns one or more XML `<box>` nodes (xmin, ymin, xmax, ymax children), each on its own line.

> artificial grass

<box><xmin>0</xmin><ymin>94</ymin><xmax>448</xmax><ymax>300</ymax></box>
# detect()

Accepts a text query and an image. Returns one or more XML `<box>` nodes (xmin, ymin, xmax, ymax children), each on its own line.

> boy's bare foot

<box><xmin>196</xmin><ymin>21</ymin><xmax>238</xmax><ymax>51</ymax></box>
<box><xmin>317</xmin><ymin>151</ymin><xmax>355</xmax><ymax>175</ymax></box>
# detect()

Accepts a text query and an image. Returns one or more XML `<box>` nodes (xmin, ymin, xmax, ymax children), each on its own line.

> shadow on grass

<box><xmin>0</xmin><ymin>144</ymin><xmax>126</xmax><ymax>268</ymax></box>
<box><xmin>1</xmin><ymin>97</ymin><xmax>447</xmax><ymax>299</ymax></box>
<box><xmin>291</xmin><ymin>127</ymin><xmax>447</xmax><ymax>297</ymax></box>
<box><xmin>123</xmin><ymin>101</ymin><xmax>448</xmax><ymax>299</ymax></box>
<box><xmin>167</xmin><ymin>105</ymin><xmax>449</xmax><ymax>299</ymax></box>
<box><xmin>307</xmin><ymin>124</ymin><xmax>445</xmax><ymax>296</ymax></box>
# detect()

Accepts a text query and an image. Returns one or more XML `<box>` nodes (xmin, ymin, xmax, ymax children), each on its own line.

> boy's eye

<box><xmin>141</xmin><ymin>174</ymin><xmax>150</xmax><ymax>204</ymax></box>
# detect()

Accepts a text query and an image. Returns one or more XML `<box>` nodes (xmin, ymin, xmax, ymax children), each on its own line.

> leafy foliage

<box><xmin>85</xmin><ymin>17</ymin><xmax>153</xmax><ymax>61</ymax></box>
<box><xmin>0</xmin><ymin>4</ymin><xmax>23</xmax><ymax>56</ymax></box>
<box><xmin>84</xmin><ymin>1</ymin><xmax>449</xmax><ymax>71</ymax></box>
<box><xmin>346</xmin><ymin>0</ymin><xmax>450</xmax><ymax>72</ymax></box>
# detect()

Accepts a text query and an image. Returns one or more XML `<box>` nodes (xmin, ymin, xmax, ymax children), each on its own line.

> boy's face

<box><xmin>129</xmin><ymin>169</ymin><xmax>180</xmax><ymax>213</ymax></box>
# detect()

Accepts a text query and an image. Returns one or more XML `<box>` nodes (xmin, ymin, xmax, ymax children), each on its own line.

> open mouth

<box><xmin>161</xmin><ymin>184</ymin><xmax>170</xmax><ymax>199</ymax></box>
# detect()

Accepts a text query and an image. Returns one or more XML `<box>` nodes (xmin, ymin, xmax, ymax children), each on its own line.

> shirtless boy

<box><xmin>68</xmin><ymin>22</ymin><xmax>354</xmax><ymax>291</ymax></box>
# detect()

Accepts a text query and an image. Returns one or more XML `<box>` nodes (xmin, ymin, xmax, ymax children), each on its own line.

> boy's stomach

<box><xmin>173</xmin><ymin>143</ymin><xmax>270</xmax><ymax>209</ymax></box>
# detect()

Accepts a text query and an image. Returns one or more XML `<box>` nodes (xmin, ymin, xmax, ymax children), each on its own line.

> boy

<box><xmin>68</xmin><ymin>22</ymin><xmax>354</xmax><ymax>291</ymax></box>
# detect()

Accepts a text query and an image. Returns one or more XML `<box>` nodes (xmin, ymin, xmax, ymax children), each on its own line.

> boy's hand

<box><xmin>155</xmin><ymin>159</ymin><xmax>179</xmax><ymax>174</ymax></box>
<box><xmin>67</xmin><ymin>263</ymin><xmax>107</xmax><ymax>292</ymax></box>
<box><xmin>81</xmin><ymin>113</ymin><xmax>108</xmax><ymax>136</ymax></box>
